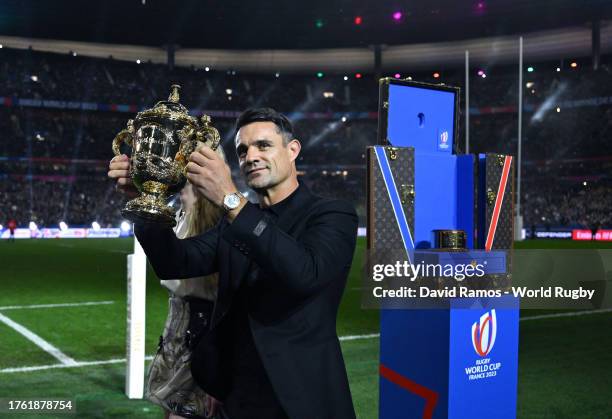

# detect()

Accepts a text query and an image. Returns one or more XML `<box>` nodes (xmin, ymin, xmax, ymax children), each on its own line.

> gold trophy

<box><xmin>112</xmin><ymin>84</ymin><xmax>220</xmax><ymax>226</ymax></box>
<box><xmin>433</xmin><ymin>229</ymin><xmax>467</xmax><ymax>251</ymax></box>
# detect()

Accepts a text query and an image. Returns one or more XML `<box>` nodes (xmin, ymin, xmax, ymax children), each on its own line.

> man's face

<box><xmin>235</xmin><ymin>121</ymin><xmax>297</xmax><ymax>190</ymax></box>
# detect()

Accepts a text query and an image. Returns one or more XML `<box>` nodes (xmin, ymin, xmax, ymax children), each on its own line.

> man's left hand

<box><xmin>204</xmin><ymin>394</ymin><xmax>222</xmax><ymax>418</ymax></box>
<box><xmin>186</xmin><ymin>146</ymin><xmax>237</xmax><ymax>207</ymax></box>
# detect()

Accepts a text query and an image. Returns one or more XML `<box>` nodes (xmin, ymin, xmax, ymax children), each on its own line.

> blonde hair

<box><xmin>183</xmin><ymin>144</ymin><xmax>226</xmax><ymax>238</ymax></box>
<box><xmin>167</xmin><ymin>144</ymin><xmax>226</xmax><ymax>299</ymax></box>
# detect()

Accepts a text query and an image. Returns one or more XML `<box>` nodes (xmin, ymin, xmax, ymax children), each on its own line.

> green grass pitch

<box><xmin>0</xmin><ymin>238</ymin><xmax>611</xmax><ymax>418</ymax></box>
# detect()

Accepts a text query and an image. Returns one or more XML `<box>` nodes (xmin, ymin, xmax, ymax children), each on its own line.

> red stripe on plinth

<box><xmin>379</xmin><ymin>364</ymin><xmax>439</xmax><ymax>419</ymax></box>
<box><xmin>485</xmin><ymin>156</ymin><xmax>512</xmax><ymax>251</ymax></box>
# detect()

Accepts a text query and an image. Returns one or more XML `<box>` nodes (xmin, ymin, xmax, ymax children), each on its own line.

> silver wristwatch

<box><xmin>222</xmin><ymin>191</ymin><xmax>244</xmax><ymax>211</ymax></box>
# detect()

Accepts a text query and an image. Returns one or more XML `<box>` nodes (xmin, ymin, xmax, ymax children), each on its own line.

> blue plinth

<box><xmin>377</xmin><ymin>80</ymin><xmax>519</xmax><ymax>419</ymax></box>
<box><xmin>379</xmin><ymin>296</ymin><xmax>519</xmax><ymax>419</ymax></box>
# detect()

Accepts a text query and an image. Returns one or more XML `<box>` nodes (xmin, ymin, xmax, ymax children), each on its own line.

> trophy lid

<box><xmin>133</xmin><ymin>84</ymin><xmax>198</xmax><ymax>127</ymax></box>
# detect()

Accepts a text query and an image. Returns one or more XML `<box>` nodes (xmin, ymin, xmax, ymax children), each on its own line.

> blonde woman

<box><xmin>147</xmin><ymin>179</ymin><xmax>223</xmax><ymax>419</ymax></box>
<box><xmin>108</xmin><ymin>145</ymin><xmax>225</xmax><ymax>419</ymax></box>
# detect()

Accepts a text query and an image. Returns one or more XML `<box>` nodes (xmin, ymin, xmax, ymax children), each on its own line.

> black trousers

<box><xmin>222</xmin><ymin>395</ymin><xmax>288</xmax><ymax>419</ymax></box>
<box><xmin>221</xmin><ymin>358</ymin><xmax>288</xmax><ymax>419</ymax></box>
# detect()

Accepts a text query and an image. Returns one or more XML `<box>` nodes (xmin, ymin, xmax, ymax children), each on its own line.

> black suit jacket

<box><xmin>134</xmin><ymin>185</ymin><xmax>358</xmax><ymax>419</ymax></box>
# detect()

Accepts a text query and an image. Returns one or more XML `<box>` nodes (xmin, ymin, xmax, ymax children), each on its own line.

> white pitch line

<box><xmin>520</xmin><ymin>307</ymin><xmax>612</xmax><ymax>321</ymax></box>
<box><xmin>0</xmin><ymin>334</ymin><xmax>385</xmax><ymax>374</ymax></box>
<box><xmin>0</xmin><ymin>301</ymin><xmax>115</xmax><ymax>311</ymax></box>
<box><xmin>0</xmin><ymin>355</ymin><xmax>155</xmax><ymax>373</ymax></box>
<box><xmin>0</xmin><ymin>312</ymin><xmax>78</xmax><ymax>366</ymax></box>
<box><xmin>340</xmin><ymin>333</ymin><xmax>380</xmax><ymax>341</ymax></box>
<box><xmin>0</xmin><ymin>333</ymin><xmax>385</xmax><ymax>374</ymax></box>
<box><xmin>3</xmin><ymin>308</ymin><xmax>612</xmax><ymax>374</ymax></box>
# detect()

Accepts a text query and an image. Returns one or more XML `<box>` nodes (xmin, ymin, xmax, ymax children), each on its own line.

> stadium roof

<box><xmin>2</xmin><ymin>0</ymin><xmax>612</xmax><ymax>50</ymax></box>
<box><xmin>2</xmin><ymin>24</ymin><xmax>611</xmax><ymax>74</ymax></box>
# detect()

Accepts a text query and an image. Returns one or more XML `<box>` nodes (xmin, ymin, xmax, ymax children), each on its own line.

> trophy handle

<box><xmin>112</xmin><ymin>119</ymin><xmax>135</xmax><ymax>156</ymax></box>
<box><xmin>175</xmin><ymin>115</ymin><xmax>221</xmax><ymax>166</ymax></box>
<box><xmin>175</xmin><ymin>126</ymin><xmax>197</xmax><ymax>166</ymax></box>
<box><xmin>196</xmin><ymin>115</ymin><xmax>221</xmax><ymax>151</ymax></box>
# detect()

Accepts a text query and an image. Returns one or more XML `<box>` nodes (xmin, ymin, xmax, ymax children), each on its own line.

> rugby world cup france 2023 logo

<box><xmin>471</xmin><ymin>309</ymin><xmax>497</xmax><ymax>357</ymax></box>
<box><xmin>438</xmin><ymin>130</ymin><xmax>450</xmax><ymax>151</ymax></box>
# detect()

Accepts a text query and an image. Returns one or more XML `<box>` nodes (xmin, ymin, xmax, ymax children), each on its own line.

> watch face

<box><xmin>225</xmin><ymin>194</ymin><xmax>240</xmax><ymax>209</ymax></box>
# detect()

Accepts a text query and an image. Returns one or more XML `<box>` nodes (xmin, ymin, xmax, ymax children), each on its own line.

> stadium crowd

<box><xmin>522</xmin><ymin>182</ymin><xmax>612</xmax><ymax>230</ymax></box>
<box><xmin>1</xmin><ymin>47</ymin><xmax>611</xmax><ymax>230</ymax></box>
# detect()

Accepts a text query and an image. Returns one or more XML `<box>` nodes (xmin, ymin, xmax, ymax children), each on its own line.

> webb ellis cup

<box><xmin>111</xmin><ymin>84</ymin><xmax>220</xmax><ymax>226</ymax></box>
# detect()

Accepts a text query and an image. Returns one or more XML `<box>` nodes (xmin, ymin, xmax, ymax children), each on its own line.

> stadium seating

<box><xmin>1</xmin><ymin>47</ymin><xmax>611</xmax><ymax>229</ymax></box>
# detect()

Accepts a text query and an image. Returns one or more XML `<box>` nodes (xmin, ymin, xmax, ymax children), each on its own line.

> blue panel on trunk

<box><xmin>387</xmin><ymin>83</ymin><xmax>456</xmax><ymax>153</ymax></box>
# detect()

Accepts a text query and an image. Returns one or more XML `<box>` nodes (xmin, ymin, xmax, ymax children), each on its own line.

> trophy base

<box><xmin>121</xmin><ymin>181</ymin><xmax>176</xmax><ymax>226</ymax></box>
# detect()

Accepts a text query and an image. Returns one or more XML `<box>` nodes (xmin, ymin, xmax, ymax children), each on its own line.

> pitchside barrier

<box><xmin>0</xmin><ymin>227</ymin><xmax>128</xmax><ymax>239</ymax></box>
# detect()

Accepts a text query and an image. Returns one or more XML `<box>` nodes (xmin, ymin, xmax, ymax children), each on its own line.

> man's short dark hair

<box><xmin>235</xmin><ymin>107</ymin><xmax>294</xmax><ymax>145</ymax></box>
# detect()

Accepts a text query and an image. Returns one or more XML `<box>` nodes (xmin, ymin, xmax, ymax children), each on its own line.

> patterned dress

<box><xmin>145</xmin><ymin>212</ymin><xmax>218</xmax><ymax>419</ymax></box>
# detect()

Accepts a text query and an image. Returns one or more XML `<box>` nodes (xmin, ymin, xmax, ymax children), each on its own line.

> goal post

<box><xmin>125</xmin><ymin>236</ymin><xmax>147</xmax><ymax>399</ymax></box>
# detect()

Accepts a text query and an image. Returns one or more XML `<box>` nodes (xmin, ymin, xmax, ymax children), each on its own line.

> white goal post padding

<box><xmin>125</xmin><ymin>237</ymin><xmax>147</xmax><ymax>399</ymax></box>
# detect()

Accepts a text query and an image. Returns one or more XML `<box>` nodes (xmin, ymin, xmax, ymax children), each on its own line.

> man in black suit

<box><xmin>109</xmin><ymin>108</ymin><xmax>358</xmax><ymax>419</ymax></box>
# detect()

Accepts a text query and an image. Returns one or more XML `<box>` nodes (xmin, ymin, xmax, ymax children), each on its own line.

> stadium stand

<box><xmin>1</xmin><ymin>47</ymin><xmax>611</xmax><ymax>229</ymax></box>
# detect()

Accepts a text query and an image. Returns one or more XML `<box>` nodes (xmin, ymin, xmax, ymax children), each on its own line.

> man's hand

<box><xmin>204</xmin><ymin>394</ymin><xmax>222</xmax><ymax>418</ymax></box>
<box><xmin>186</xmin><ymin>146</ymin><xmax>237</xmax><ymax>208</ymax></box>
<box><xmin>108</xmin><ymin>154</ymin><xmax>138</xmax><ymax>197</ymax></box>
